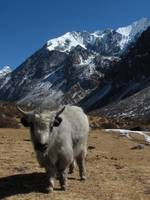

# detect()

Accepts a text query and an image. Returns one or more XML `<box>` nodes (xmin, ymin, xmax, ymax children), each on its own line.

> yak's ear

<box><xmin>53</xmin><ymin>116</ymin><xmax>62</xmax><ymax>127</ymax></box>
<box><xmin>17</xmin><ymin>106</ymin><xmax>33</xmax><ymax>127</ymax></box>
<box><xmin>50</xmin><ymin>106</ymin><xmax>65</xmax><ymax>129</ymax></box>
<box><xmin>21</xmin><ymin>116</ymin><xmax>31</xmax><ymax>127</ymax></box>
<box><xmin>53</xmin><ymin>106</ymin><xmax>65</xmax><ymax>127</ymax></box>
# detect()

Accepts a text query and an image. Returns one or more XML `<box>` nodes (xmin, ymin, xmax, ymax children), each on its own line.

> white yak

<box><xmin>18</xmin><ymin>105</ymin><xmax>89</xmax><ymax>192</ymax></box>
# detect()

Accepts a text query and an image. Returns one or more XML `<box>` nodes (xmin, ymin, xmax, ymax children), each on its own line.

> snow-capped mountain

<box><xmin>47</xmin><ymin>18</ymin><xmax>150</xmax><ymax>54</ymax></box>
<box><xmin>116</xmin><ymin>18</ymin><xmax>150</xmax><ymax>50</ymax></box>
<box><xmin>0</xmin><ymin>18</ymin><xmax>150</xmax><ymax>109</ymax></box>
<box><xmin>81</xmin><ymin>26</ymin><xmax>150</xmax><ymax>112</ymax></box>
<box><xmin>0</xmin><ymin>66</ymin><xmax>12</xmax><ymax>79</ymax></box>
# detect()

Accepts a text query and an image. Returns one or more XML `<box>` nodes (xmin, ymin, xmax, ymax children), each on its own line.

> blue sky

<box><xmin>0</xmin><ymin>0</ymin><xmax>150</xmax><ymax>69</ymax></box>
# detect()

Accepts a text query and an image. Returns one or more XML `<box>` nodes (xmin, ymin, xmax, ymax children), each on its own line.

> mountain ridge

<box><xmin>0</xmin><ymin>18</ymin><xmax>150</xmax><ymax>110</ymax></box>
<box><xmin>46</xmin><ymin>18</ymin><xmax>150</xmax><ymax>54</ymax></box>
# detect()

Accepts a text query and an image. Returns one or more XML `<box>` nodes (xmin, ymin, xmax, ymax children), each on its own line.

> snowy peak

<box><xmin>47</xmin><ymin>31</ymin><xmax>92</xmax><ymax>52</ymax></box>
<box><xmin>46</xmin><ymin>30</ymin><xmax>112</xmax><ymax>53</ymax></box>
<box><xmin>46</xmin><ymin>18</ymin><xmax>150</xmax><ymax>54</ymax></box>
<box><xmin>116</xmin><ymin>18</ymin><xmax>150</xmax><ymax>49</ymax></box>
<box><xmin>117</xmin><ymin>18</ymin><xmax>150</xmax><ymax>37</ymax></box>
<box><xmin>47</xmin><ymin>32</ymin><xmax>84</xmax><ymax>52</ymax></box>
<box><xmin>0</xmin><ymin>66</ymin><xmax>12</xmax><ymax>79</ymax></box>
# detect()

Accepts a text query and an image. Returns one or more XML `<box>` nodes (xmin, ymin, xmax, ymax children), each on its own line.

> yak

<box><xmin>18</xmin><ymin>105</ymin><xmax>89</xmax><ymax>192</ymax></box>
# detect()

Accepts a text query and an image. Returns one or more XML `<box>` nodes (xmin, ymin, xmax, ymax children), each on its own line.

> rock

<box><xmin>88</xmin><ymin>145</ymin><xmax>96</xmax><ymax>150</ymax></box>
<box><xmin>130</xmin><ymin>144</ymin><xmax>145</xmax><ymax>150</ymax></box>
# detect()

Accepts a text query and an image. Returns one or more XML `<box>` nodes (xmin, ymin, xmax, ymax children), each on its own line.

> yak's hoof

<box><xmin>61</xmin><ymin>185</ymin><xmax>66</xmax><ymax>191</ymax></box>
<box><xmin>80</xmin><ymin>176</ymin><xmax>86</xmax><ymax>181</ymax></box>
<box><xmin>45</xmin><ymin>186</ymin><xmax>53</xmax><ymax>193</ymax></box>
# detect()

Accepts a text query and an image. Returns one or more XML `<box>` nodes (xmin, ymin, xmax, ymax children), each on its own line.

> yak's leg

<box><xmin>58</xmin><ymin>169</ymin><xmax>68</xmax><ymax>191</ymax></box>
<box><xmin>76</xmin><ymin>151</ymin><xmax>86</xmax><ymax>181</ymax></box>
<box><xmin>69</xmin><ymin>160</ymin><xmax>75</xmax><ymax>174</ymax></box>
<box><xmin>45</xmin><ymin>165</ymin><xmax>56</xmax><ymax>193</ymax></box>
<box><xmin>57</xmin><ymin>149</ymin><xmax>73</xmax><ymax>190</ymax></box>
<box><xmin>57</xmin><ymin>158</ymin><xmax>70</xmax><ymax>190</ymax></box>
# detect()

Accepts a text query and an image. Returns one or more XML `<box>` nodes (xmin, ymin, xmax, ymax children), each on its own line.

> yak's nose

<box><xmin>34</xmin><ymin>142</ymin><xmax>48</xmax><ymax>152</ymax></box>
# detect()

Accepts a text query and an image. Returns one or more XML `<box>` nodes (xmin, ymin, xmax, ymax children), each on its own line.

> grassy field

<box><xmin>0</xmin><ymin>128</ymin><xmax>150</xmax><ymax>200</ymax></box>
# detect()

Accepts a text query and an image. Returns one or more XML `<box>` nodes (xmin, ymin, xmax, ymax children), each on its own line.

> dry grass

<box><xmin>1</xmin><ymin>128</ymin><xmax>150</xmax><ymax>199</ymax></box>
<box><xmin>89</xmin><ymin>116</ymin><xmax>119</xmax><ymax>129</ymax></box>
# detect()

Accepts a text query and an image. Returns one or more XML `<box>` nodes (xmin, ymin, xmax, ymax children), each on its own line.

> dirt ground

<box><xmin>1</xmin><ymin>128</ymin><xmax>150</xmax><ymax>200</ymax></box>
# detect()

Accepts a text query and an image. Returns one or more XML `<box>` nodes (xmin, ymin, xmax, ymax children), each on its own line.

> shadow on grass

<box><xmin>0</xmin><ymin>172</ymin><xmax>49</xmax><ymax>199</ymax></box>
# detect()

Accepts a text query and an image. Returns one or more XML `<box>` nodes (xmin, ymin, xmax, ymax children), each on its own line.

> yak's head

<box><xmin>17</xmin><ymin>106</ymin><xmax>65</xmax><ymax>152</ymax></box>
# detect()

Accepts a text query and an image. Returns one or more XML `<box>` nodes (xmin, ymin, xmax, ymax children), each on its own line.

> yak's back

<box><xmin>62</xmin><ymin>105</ymin><xmax>89</xmax><ymax>138</ymax></box>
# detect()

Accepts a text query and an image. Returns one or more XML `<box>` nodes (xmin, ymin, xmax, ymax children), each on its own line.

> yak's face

<box><xmin>30</xmin><ymin>113</ymin><xmax>51</xmax><ymax>152</ymax></box>
<box><xmin>19</xmin><ymin>107</ymin><xmax>65</xmax><ymax>152</ymax></box>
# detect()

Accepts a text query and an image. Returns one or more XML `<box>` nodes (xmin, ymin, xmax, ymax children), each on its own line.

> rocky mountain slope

<box><xmin>81</xmin><ymin>25</ymin><xmax>150</xmax><ymax>111</ymax></box>
<box><xmin>93</xmin><ymin>84</ymin><xmax>150</xmax><ymax>124</ymax></box>
<box><xmin>0</xmin><ymin>18</ymin><xmax>150</xmax><ymax>108</ymax></box>
<box><xmin>90</xmin><ymin>26</ymin><xmax>150</xmax><ymax>123</ymax></box>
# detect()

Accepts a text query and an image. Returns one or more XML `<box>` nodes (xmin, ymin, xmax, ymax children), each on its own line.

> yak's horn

<box><xmin>17</xmin><ymin>106</ymin><xmax>31</xmax><ymax>115</ymax></box>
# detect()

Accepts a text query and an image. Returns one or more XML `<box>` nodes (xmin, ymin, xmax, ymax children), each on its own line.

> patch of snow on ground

<box><xmin>105</xmin><ymin>129</ymin><xmax>150</xmax><ymax>144</ymax></box>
